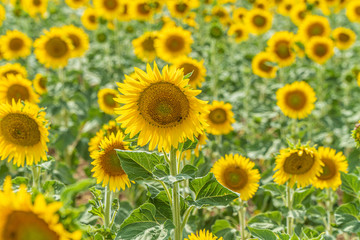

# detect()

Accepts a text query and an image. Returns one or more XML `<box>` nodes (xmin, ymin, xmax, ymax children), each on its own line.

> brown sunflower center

<box><xmin>88</xmin><ymin>15</ymin><xmax>96</xmax><ymax>23</ymax></box>
<box><xmin>355</xmin><ymin>6</ymin><xmax>360</xmax><ymax>16</ymax></box>
<box><xmin>1</xmin><ymin>113</ymin><xmax>41</xmax><ymax>146</ymax></box>
<box><xmin>235</xmin><ymin>29</ymin><xmax>243</xmax><ymax>38</ymax></box>
<box><xmin>103</xmin><ymin>0</ymin><xmax>118</xmax><ymax>10</ymax></box>
<box><xmin>284</xmin><ymin>90</ymin><xmax>307</xmax><ymax>110</ymax></box>
<box><xmin>45</xmin><ymin>37</ymin><xmax>68</xmax><ymax>58</ymax></box>
<box><xmin>175</xmin><ymin>3</ymin><xmax>188</xmax><ymax>13</ymax></box>
<box><xmin>138</xmin><ymin>82</ymin><xmax>190</xmax><ymax>128</ymax></box>
<box><xmin>209</xmin><ymin>108</ymin><xmax>227</xmax><ymax>124</ymax></box>
<box><xmin>179</xmin><ymin>63</ymin><xmax>199</xmax><ymax>82</ymax></box>
<box><xmin>165</xmin><ymin>35</ymin><xmax>185</xmax><ymax>52</ymax></box>
<box><xmin>223</xmin><ymin>166</ymin><xmax>248</xmax><ymax>190</ymax></box>
<box><xmin>298</xmin><ymin>10</ymin><xmax>306</xmax><ymax>20</ymax></box>
<box><xmin>7</xmin><ymin>84</ymin><xmax>30</xmax><ymax>102</ymax></box>
<box><xmin>259</xmin><ymin>60</ymin><xmax>273</xmax><ymax>72</ymax></box>
<box><xmin>307</xmin><ymin>23</ymin><xmax>325</xmax><ymax>37</ymax></box>
<box><xmin>104</xmin><ymin>93</ymin><xmax>117</xmax><ymax>107</ymax></box>
<box><xmin>3</xmin><ymin>70</ymin><xmax>20</xmax><ymax>78</ymax></box>
<box><xmin>338</xmin><ymin>33</ymin><xmax>350</xmax><ymax>42</ymax></box>
<box><xmin>141</xmin><ymin>37</ymin><xmax>155</xmax><ymax>51</ymax></box>
<box><xmin>317</xmin><ymin>158</ymin><xmax>336</xmax><ymax>180</ymax></box>
<box><xmin>9</xmin><ymin>38</ymin><xmax>24</xmax><ymax>51</ymax></box>
<box><xmin>257</xmin><ymin>3</ymin><xmax>265</xmax><ymax>9</ymax></box>
<box><xmin>237</xmin><ymin>13</ymin><xmax>244</xmax><ymax>21</ymax></box>
<box><xmin>39</xmin><ymin>77</ymin><xmax>47</xmax><ymax>89</ymax></box>
<box><xmin>3</xmin><ymin>211</ymin><xmax>59</xmax><ymax>240</ymax></box>
<box><xmin>285</xmin><ymin>4</ymin><xmax>292</xmax><ymax>11</ymax></box>
<box><xmin>106</xmin><ymin>126</ymin><xmax>118</xmax><ymax>136</ymax></box>
<box><xmin>215</xmin><ymin>10</ymin><xmax>225</xmax><ymax>18</ymax></box>
<box><xmin>100</xmin><ymin>145</ymin><xmax>126</xmax><ymax>176</ymax></box>
<box><xmin>314</xmin><ymin>43</ymin><xmax>328</xmax><ymax>57</ymax></box>
<box><xmin>137</xmin><ymin>3</ymin><xmax>150</xmax><ymax>15</ymax></box>
<box><xmin>275</xmin><ymin>40</ymin><xmax>291</xmax><ymax>59</ymax></box>
<box><xmin>253</xmin><ymin>15</ymin><xmax>266</xmax><ymax>27</ymax></box>
<box><xmin>68</xmin><ymin>34</ymin><xmax>81</xmax><ymax>49</ymax></box>
<box><xmin>283</xmin><ymin>151</ymin><xmax>315</xmax><ymax>174</ymax></box>
<box><xmin>33</xmin><ymin>0</ymin><xmax>41</xmax><ymax>6</ymax></box>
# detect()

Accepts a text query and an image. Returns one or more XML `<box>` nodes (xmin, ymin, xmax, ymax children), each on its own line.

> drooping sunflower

<box><xmin>298</xmin><ymin>15</ymin><xmax>331</xmax><ymax>41</ymax></box>
<box><xmin>0</xmin><ymin>101</ymin><xmax>49</xmax><ymax>167</ymax></box>
<box><xmin>0</xmin><ymin>5</ymin><xmax>5</xmax><ymax>27</ymax></box>
<box><xmin>98</xmin><ymin>88</ymin><xmax>120</xmax><ymax>115</ymax></box>
<box><xmin>172</xmin><ymin>56</ymin><xmax>206</xmax><ymax>89</ymax></box>
<box><xmin>313</xmin><ymin>147</ymin><xmax>348</xmax><ymax>190</ymax></box>
<box><xmin>33</xmin><ymin>73</ymin><xmax>47</xmax><ymax>95</ymax></box>
<box><xmin>167</xmin><ymin>0</ymin><xmax>199</xmax><ymax>19</ymax></box>
<box><xmin>0</xmin><ymin>63</ymin><xmax>27</xmax><ymax>78</ymax></box>
<box><xmin>232</xmin><ymin>7</ymin><xmax>247</xmax><ymax>23</ymax></box>
<box><xmin>129</xmin><ymin>0</ymin><xmax>154</xmax><ymax>21</ymax></box>
<box><xmin>115</xmin><ymin>63</ymin><xmax>208</xmax><ymax>152</ymax></box>
<box><xmin>305</xmin><ymin>36</ymin><xmax>334</xmax><ymax>65</ymax></box>
<box><xmin>93</xmin><ymin>0</ymin><xmax>122</xmax><ymax>20</ymax></box>
<box><xmin>276</xmin><ymin>81</ymin><xmax>316</xmax><ymax>119</ymax></box>
<box><xmin>346</xmin><ymin>0</ymin><xmax>360</xmax><ymax>22</ymax></box>
<box><xmin>0</xmin><ymin>30</ymin><xmax>32</xmax><ymax>60</ymax></box>
<box><xmin>205</xmin><ymin>101</ymin><xmax>235</xmax><ymax>135</ymax></box>
<box><xmin>21</xmin><ymin>0</ymin><xmax>48</xmax><ymax>18</ymax></box>
<box><xmin>228</xmin><ymin>23</ymin><xmax>249</xmax><ymax>43</ymax></box>
<box><xmin>252</xmin><ymin>51</ymin><xmax>278</xmax><ymax>79</ymax></box>
<box><xmin>132</xmin><ymin>32</ymin><xmax>158</xmax><ymax>62</ymax></box>
<box><xmin>91</xmin><ymin>132</ymin><xmax>131</xmax><ymax>191</ymax></box>
<box><xmin>0</xmin><ymin>74</ymin><xmax>39</xmax><ymax>104</ymax></box>
<box><xmin>185</xmin><ymin>230</ymin><xmax>223</xmax><ymax>240</ymax></box>
<box><xmin>65</xmin><ymin>0</ymin><xmax>88</xmax><ymax>9</ymax></box>
<box><xmin>273</xmin><ymin>145</ymin><xmax>323</xmax><ymax>188</ymax></box>
<box><xmin>0</xmin><ymin>177</ymin><xmax>82</xmax><ymax>240</ymax></box>
<box><xmin>332</xmin><ymin>27</ymin><xmax>356</xmax><ymax>50</ymax></box>
<box><xmin>61</xmin><ymin>25</ymin><xmax>89</xmax><ymax>58</ymax></box>
<box><xmin>155</xmin><ymin>26</ymin><xmax>193</xmax><ymax>62</ymax></box>
<box><xmin>81</xmin><ymin>8</ymin><xmax>99</xmax><ymax>30</ymax></box>
<box><xmin>290</xmin><ymin>2</ymin><xmax>308</xmax><ymax>26</ymax></box>
<box><xmin>212</xmin><ymin>154</ymin><xmax>261</xmax><ymax>201</ymax></box>
<box><xmin>34</xmin><ymin>28</ymin><xmax>73</xmax><ymax>69</ymax></box>
<box><xmin>245</xmin><ymin>8</ymin><xmax>273</xmax><ymax>35</ymax></box>
<box><xmin>266</xmin><ymin>31</ymin><xmax>296</xmax><ymax>67</ymax></box>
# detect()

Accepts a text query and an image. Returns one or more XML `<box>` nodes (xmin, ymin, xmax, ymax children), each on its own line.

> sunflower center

<box><xmin>298</xmin><ymin>11</ymin><xmax>306</xmax><ymax>20</ymax></box>
<box><xmin>3</xmin><ymin>70</ymin><xmax>20</xmax><ymax>78</ymax></box>
<box><xmin>9</xmin><ymin>38</ymin><xmax>24</xmax><ymax>51</ymax></box>
<box><xmin>355</xmin><ymin>6</ymin><xmax>360</xmax><ymax>16</ymax></box>
<box><xmin>283</xmin><ymin>151</ymin><xmax>315</xmax><ymax>175</ymax></box>
<box><xmin>275</xmin><ymin>40</ymin><xmax>291</xmax><ymax>59</ymax></box>
<box><xmin>259</xmin><ymin>60</ymin><xmax>273</xmax><ymax>72</ymax></box>
<box><xmin>68</xmin><ymin>34</ymin><xmax>81</xmax><ymax>49</ymax></box>
<box><xmin>308</xmin><ymin>23</ymin><xmax>325</xmax><ymax>37</ymax></box>
<box><xmin>237</xmin><ymin>13</ymin><xmax>244</xmax><ymax>20</ymax></box>
<box><xmin>137</xmin><ymin>3</ymin><xmax>150</xmax><ymax>15</ymax></box>
<box><xmin>138</xmin><ymin>82</ymin><xmax>190</xmax><ymax>127</ymax></box>
<box><xmin>165</xmin><ymin>35</ymin><xmax>185</xmax><ymax>52</ymax></box>
<box><xmin>104</xmin><ymin>93</ymin><xmax>116</xmax><ymax>107</ymax></box>
<box><xmin>88</xmin><ymin>15</ymin><xmax>96</xmax><ymax>23</ymax></box>
<box><xmin>257</xmin><ymin>3</ymin><xmax>265</xmax><ymax>9</ymax></box>
<box><xmin>1</xmin><ymin>113</ymin><xmax>41</xmax><ymax>146</ymax></box>
<box><xmin>7</xmin><ymin>84</ymin><xmax>30</xmax><ymax>102</ymax></box>
<box><xmin>33</xmin><ymin>0</ymin><xmax>41</xmax><ymax>6</ymax></box>
<box><xmin>103</xmin><ymin>0</ymin><xmax>117</xmax><ymax>10</ymax></box>
<box><xmin>106</xmin><ymin>126</ymin><xmax>118</xmax><ymax>136</ymax></box>
<box><xmin>39</xmin><ymin>77</ymin><xmax>47</xmax><ymax>89</ymax></box>
<box><xmin>101</xmin><ymin>147</ymin><xmax>126</xmax><ymax>176</ymax></box>
<box><xmin>141</xmin><ymin>37</ymin><xmax>155</xmax><ymax>51</ymax></box>
<box><xmin>209</xmin><ymin>108</ymin><xmax>227</xmax><ymax>124</ymax></box>
<box><xmin>45</xmin><ymin>37</ymin><xmax>68</xmax><ymax>58</ymax></box>
<box><xmin>223</xmin><ymin>166</ymin><xmax>248</xmax><ymax>190</ymax></box>
<box><xmin>3</xmin><ymin>211</ymin><xmax>59</xmax><ymax>240</ymax></box>
<box><xmin>314</xmin><ymin>43</ymin><xmax>328</xmax><ymax>57</ymax></box>
<box><xmin>285</xmin><ymin>4</ymin><xmax>292</xmax><ymax>11</ymax></box>
<box><xmin>253</xmin><ymin>15</ymin><xmax>266</xmax><ymax>27</ymax></box>
<box><xmin>235</xmin><ymin>30</ymin><xmax>243</xmax><ymax>38</ymax></box>
<box><xmin>338</xmin><ymin>33</ymin><xmax>350</xmax><ymax>42</ymax></box>
<box><xmin>215</xmin><ymin>10</ymin><xmax>225</xmax><ymax>18</ymax></box>
<box><xmin>284</xmin><ymin>90</ymin><xmax>307</xmax><ymax>110</ymax></box>
<box><xmin>318</xmin><ymin>158</ymin><xmax>336</xmax><ymax>180</ymax></box>
<box><xmin>179</xmin><ymin>63</ymin><xmax>199</xmax><ymax>82</ymax></box>
<box><xmin>175</xmin><ymin>3</ymin><xmax>188</xmax><ymax>13</ymax></box>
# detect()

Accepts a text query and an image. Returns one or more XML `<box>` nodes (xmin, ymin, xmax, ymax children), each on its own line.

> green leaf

<box><xmin>247</xmin><ymin>227</ymin><xmax>277</xmax><ymax>240</ymax></box>
<box><xmin>11</xmin><ymin>176</ymin><xmax>29</xmax><ymax>186</ymax></box>
<box><xmin>60</xmin><ymin>178</ymin><xmax>96</xmax><ymax>205</ymax></box>
<box><xmin>293</xmin><ymin>187</ymin><xmax>314</xmax><ymax>207</ymax></box>
<box><xmin>340</xmin><ymin>172</ymin><xmax>360</xmax><ymax>197</ymax></box>
<box><xmin>261</xmin><ymin>183</ymin><xmax>285</xmax><ymax>197</ymax></box>
<box><xmin>248</xmin><ymin>211</ymin><xmax>282</xmax><ymax>230</ymax></box>
<box><xmin>335</xmin><ymin>202</ymin><xmax>360</xmax><ymax>233</ymax></box>
<box><xmin>153</xmin><ymin>165</ymin><xmax>198</xmax><ymax>185</ymax></box>
<box><xmin>116</xmin><ymin>203</ymin><xmax>174</xmax><ymax>240</ymax></box>
<box><xmin>39</xmin><ymin>158</ymin><xmax>56</xmax><ymax>171</ymax></box>
<box><xmin>179</xmin><ymin>138</ymin><xmax>199</xmax><ymax>151</ymax></box>
<box><xmin>211</xmin><ymin>219</ymin><xmax>237</xmax><ymax>240</ymax></box>
<box><xmin>43</xmin><ymin>180</ymin><xmax>65</xmax><ymax>199</ymax></box>
<box><xmin>187</xmin><ymin>173</ymin><xmax>238</xmax><ymax>208</ymax></box>
<box><xmin>277</xmin><ymin>233</ymin><xmax>290</xmax><ymax>240</ymax></box>
<box><xmin>306</xmin><ymin>206</ymin><xmax>326</xmax><ymax>218</ymax></box>
<box><xmin>116</xmin><ymin>150</ymin><xmax>164</xmax><ymax>181</ymax></box>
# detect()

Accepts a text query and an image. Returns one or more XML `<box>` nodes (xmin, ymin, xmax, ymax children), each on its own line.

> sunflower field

<box><xmin>1</xmin><ymin>0</ymin><xmax>360</xmax><ymax>239</ymax></box>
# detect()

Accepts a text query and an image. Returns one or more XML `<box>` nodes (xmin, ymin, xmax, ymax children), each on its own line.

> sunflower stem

<box><xmin>104</xmin><ymin>186</ymin><xmax>112</xmax><ymax>228</ymax></box>
<box><xmin>326</xmin><ymin>188</ymin><xmax>333</xmax><ymax>235</ymax></box>
<box><xmin>239</xmin><ymin>199</ymin><xmax>247</xmax><ymax>240</ymax></box>
<box><xmin>170</xmin><ymin>147</ymin><xmax>182</xmax><ymax>240</ymax></box>
<box><xmin>31</xmin><ymin>165</ymin><xmax>41</xmax><ymax>190</ymax></box>
<box><xmin>286</xmin><ymin>183</ymin><xmax>294</xmax><ymax>236</ymax></box>
<box><xmin>180</xmin><ymin>206</ymin><xmax>194</xmax><ymax>232</ymax></box>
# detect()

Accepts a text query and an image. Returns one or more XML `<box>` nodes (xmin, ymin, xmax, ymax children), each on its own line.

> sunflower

<box><xmin>0</xmin><ymin>177</ymin><xmax>82</xmax><ymax>240</ymax></box>
<box><xmin>172</xmin><ymin>56</ymin><xmax>206</xmax><ymax>89</ymax></box>
<box><xmin>21</xmin><ymin>0</ymin><xmax>48</xmax><ymax>18</ymax></box>
<box><xmin>253</xmin><ymin>0</ymin><xmax>271</xmax><ymax>10</ymax></box>
<box><xmin>184</xmin><ymin>132</ymin><xmax>208</xmax><ymax>160</ymax></box>
<box><xmin>117</xmin><ymin>2</ymin><xmax>131</xmax><ymax>21</ymax></box>
<box><xmin>211</xmin><ymin>5</ymin><xmax>230</xmax><ymax>24</ymax></box>
<box><xmin>167</xmin><ymin>0</ymin><xmax>199</xmax><ymax>19</ymax></box>
<box><xmin>352</xmin><ymin>120</ymin><xmax>360</xmax><ymax>147</ymax></box>
<box><xmin>183</xmin><ymin>12</ymin><xmax>198</xmax><ymax>28</ymax></box>
<box><xmin>228</xmin><ymin>23</ymin><xmax>249</xmax><ymax>43</ymax></box>
<box><xmin>65</xmin><ymin>0</ymin><xmax>88</xmax><ymax>9</ymax></box>
<box><xmin>277</xmin><ymin>0</ymin><xmax>295</xmax><ymax>16</ymax></box>
<box><xmin>346</xmin><ymin>0</ymin><xmax>360</xmax><ymax>22</ymax></box>
<box><xmin>81</xmin><ymin>8</ymin><xmax>99</xmax><ymax>30</ymax></box>
<box><xmin>185</xmin><ymin>230</ymin><xmax>223</xmax><ymax>240</ymax></box>
<box><xmin>61</xmin><ymin>25</ymin><xmax>89</xmax><ymax>58</ymax></box>
<box><xmin>0</xmin><ymin>101</ymin><xmax>49</xmax><ymax>167</ymax></box>
<box><xmin>276</xmin><ymin>81</ymin><xmax>316</xmax><ymax>119</ymax></box>
<box><xmin>115</xmin><ymin>63</ymin><xmax>208</xmax><ymax>152</ymax></box>
<box><xmin>313</xmin><ymin>147</ymin><xmax>348</xmax><ymax>190</ymax></box>
<box><xmin>212</xmin><ymin>154</ymin><xmax>260</xmax><ymax>201</ymax></box>
<box><xmin>245</xmin><ymin>8</ymin><xmax>273</xmax><ymax>35</ymax></box>
<box><xmin>293</xmin><ymin>34</ymin><xmax>305</xmax><ymax>58</ymax></box>
<box><xmin>98</xmin><ymin>88</ymin><xmax>120</xmax><ymax>115</ymax></box>
<box><xmin>305</xmin><ymin>36</ymin><xmax>334</xmax><ymax>65</ymax></box>
<box><xmin>132</xmin><ymin>32</ymin><xmax>158</xmax><ymax>62</ymax></box>
<box><xmin>266</xmin><ymin>31</ymin><xmax>296</xmax><ymax>67</ymax></box>
<box><xmin>0</xmin><ymin>63</ymin><xmax>27</xmax><ymax>78</ymax></box>
<box><xmin>33</xmin><ymin>73</ymin><xmax>47</xmax><ymax>95</ymax></box>
<box><xmin>34</xmin><ymin>28</ymin><xmax>73</xmax><ymax>69</ymax></box>
<box><xmin>232</xmin><ymin>7</ymin><xmax>247</xmax><ymax>23</ymax></box>
<box><xmin>205</xmin><ymin>101</ymin><xmax>235</xmax><ymax>136</ymax></box>
<box><xmin>298</xmin><ymin>15</ymin><xmax>331</xmax><ymax>41</ymax></box>
<box><xmin>129</xmin><ymin>0</ymin><xmax>154</xmax><ymax>21</ymax></box>
<box><xmin>155</xmin><ymin>26</ymin><xmax>193</xmax><ymax>62</ymax></box>
<box><xmin>94</xmin><ymin>0</ymin><xmax>122</xmax><ymax>20</ymax></box>
<box><xmin>91</xmin><ymin>132</ymin><xmax>131</xmax><ymax>191</ymax></box>
<box><xmin>332</xmin><ymin>27</ymin><xmax>356</xmax><ymax>50</ymax></box>
<box><xmin>273</xmin><ymin>145</ymin><xmax>323</xmax><ymax>188</ymax></box>
<box><xmin>0</xmin><ymin>5</ymin><xmax>5</xmax><ymax>26</ymax></box>
<box><xmin>0</xmin><ymin>74</ymin><xmax>39</xmax><ymax>104</ymax></box>
<box><xmin>0</xmin><ymin>30</ymin><xmax>32</xmax><ymax>60</ymax></box>
<box><xmin>290</xmin><ymin>2</ymin><xmax>308</xmax><ymax>26</ymax></box>
<box><xmin>252</xmin><ymin>51</ymin><xmax>278</xmax><ymax>79</ymax></box>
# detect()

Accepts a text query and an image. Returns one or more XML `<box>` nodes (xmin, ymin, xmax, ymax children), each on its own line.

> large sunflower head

<box><xmin>313</xmin><ymin>147</ymin><xmax>348</xmax><ymax>190</ymax></box>
<box><xmin>273</xmin><ymin>145</ymin><xmax>323</xmax><ymax>188</ymax></box>
<box><xmin>61</xmin><ymin>25</ymin><xmax>89</xmax><ymax>58</ymax></box>
<box><xmin>212</xmin><ymin>154</ymin><xmax>261</xmax><ymax>201</ymax></box>
<box><xmin>185</xmin><ymin>230</ymin><xmax>223</xmax><ymax>240</ymax></box>
<box><xmin>205</xmin><ymin>101</ymin><xmax>235</xmax><ymax>136</ymax></box>
<box><xmin>129</xmin><ymin>0</ymin><xmax>154</xmax><ymax>21</ymax></box>
<box><xmin>276</xmin><ymin>81</ymin><xmax>316</xmax><ymax>119</ymax></box>
<box><xmin>346</xmin><ymin>0</ymin><xmax>360</xmax><ymax>22</ymax></box>
<box><xmin>0</xmin><ymin>101</ymin><xmax>49</xmax><ymax>167</ymax></box>
<box><xmin>298</xmin><ymin>15</ymin><xmax>331</xmax><ymax>41</ymax></box>
<box><xmin>34</xmin><ymin>28</ymin><xmax>73</xmax><ymax>69</ymax></box>
<box><xmin>172</xmin><ymin>56</ymin><xmax>206</xmax><ymax>89</ymax></box>
<box><xmin>98</xmin><ymin>88</ymin><xmax>120</xmax><ymax>115</ymax></box>
<box><xmin>132</xmin><ymin>31</ymin><xmax>158</xmax><ymax>62</ymax></box>
<box><xmin>266</xmin><ymin>31</ymin><xmax>296</xmax><ymax>67</ymax></box>
<box><xmin>155</xmin><ymin>26</ymin><xmax>193</xmax><ymax>62</ymax></box>
<box><xmin>33</xmin><ymin>73</ymin><xmax>47</xmax><ymax>95</ymax></box>
<box><xmin>245</xmin><ymin>8</ymin><xmax>273</xmax><ymax>35</ymax></box>
<box><xmin>115</xmin><ymin>62</ymin><xmax>208</xmax><ymax>152</ymax></box>
<box><xmin>332</xmin><ymin>27</ymin><xmax>356</xmax><ymax>50</ymax></box>
<box><xmin>0</xmin><ymin>74</ymin><xmax>39</xmax><ymax>104</ymax></box>
<box><xmin>232</xmin><ymin>7</ymin><xmax>247</xmax><ymax>23</ymax></box>
<box><xmin>252</xmin><ymin>51</ymin><xmax>278</xmax><ymax>79</ymax></box>
<box><xmin>0</xmin><ymin>63</ymin><xmax>27</xmax><ymax>78</ymax></box>
<box><xmin>0</xmin><ymin>30</ymin><xmax>32</xmax><ymax>60</ymax></box>
<box><xmin>21</xmin><ymin>0</ymin><xmax>48</xmax><ymax>18</ymax></box>
<box><xmin>81</xmin><ymin>8</ymin><xmax>99</xmax><ymax>30</ymax></box>
<box><xmin>94</xmin><ymin>0</ymin><xmax>121</xmax><ymax>20</ymax></box>
<box><xmin>228</xmin><ymin>23</ymin><xmax>249</xmax><ymax>43</ymax></box>
<box><xmin>305</xmin><ymin>36</ymin><xmax>334</xmax><ymax>65</ymax></box>
<box><xmin>65</xmin><ymin>0</ymin><xmax>88</xmax><ymax>9</ymax></box>
<box><xmin>91</xmin><ymin>132</ymin><xmax>131</xmax><ymax>192</ymax></box>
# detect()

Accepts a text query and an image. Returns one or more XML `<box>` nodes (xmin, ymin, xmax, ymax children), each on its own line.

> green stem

<box><xmin>170</xmin><ymin>148</ymin><xmax>182</xmax><ymax>240</ymax></box>
<box><xmin>326</xmin><ymin>188</ymin><xmax>333</xmax><ymax>235</ymax></box>
<box><xmin>180</xmin><ymin>206</ymin><xmax>194</xmax><ymax>232</ymax></box>
<box><xmin>104</xmin><ymin>186</ymin><xmax>112</xmax><ymax>228</ymax></box>
<box><xmin>286</xmin><ymin>183</ymin><xmax>293</xmax><ymax>236</ymax></box>
<box><xmin>239</xmin><ymin>199</ymin><xmax>247</xmax><ymax>240</ymax></box>
<box><xmin>31</xmin><ymin>165</ymin><xmax>41</xmax><ymax>189</ymax></box>
<box><xmin>159</xmin><ymin>180</ymin><xmax>172</xmax><ymax>208</ymax></box>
